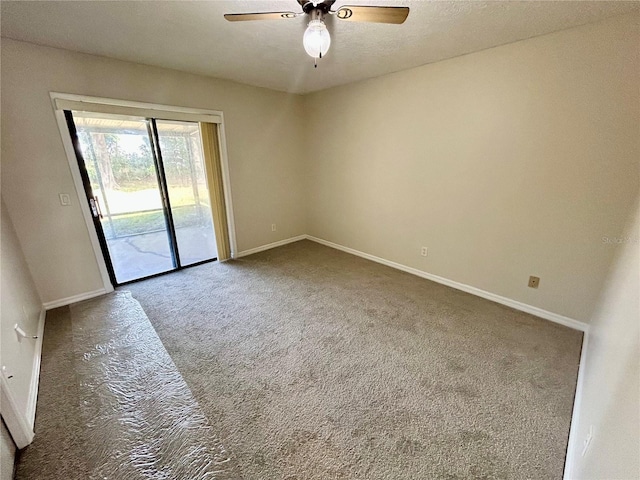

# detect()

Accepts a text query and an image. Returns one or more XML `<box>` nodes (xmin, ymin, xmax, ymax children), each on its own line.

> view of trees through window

<box><xmin>72</xmin><ymin>113</ymin><xmax>218</xmax><ymax>282</ymax></box>
<box><xmin>76</xmin><ymin>120</ymin><xmax>212</xmax><ymax>239</ymax></box>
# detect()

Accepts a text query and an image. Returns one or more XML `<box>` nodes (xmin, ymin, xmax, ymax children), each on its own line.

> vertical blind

<box><xmin>200</xmin><ymin>123</ymin><xmax>231</xmax><ymax>261</ymax></box>
<box><xmin>54</xmin><ymin>95</ymin><xmax>232</xmax><ymax>262</ymax></box>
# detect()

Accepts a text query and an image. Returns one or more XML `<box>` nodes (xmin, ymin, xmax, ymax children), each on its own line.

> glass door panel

<box><xmin>73</xmin><ymin>112</ymin><xmax>175</xmax><ymax>283</ymax></box>
<box><xmin>155</xmin><ymin>120</ymin><xmax>218</xmax><ymax>266</ymax></box>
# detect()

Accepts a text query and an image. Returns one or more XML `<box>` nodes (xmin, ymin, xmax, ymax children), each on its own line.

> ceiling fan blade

<box><xmin>335</xmin><ymin>6</ymin><xmax>409</xmax><ymax>24</ymax></box>
<box><xmin>224</xmin><ymin>11</ymin><xmax>299</xmax><ymax>22</ymax></box>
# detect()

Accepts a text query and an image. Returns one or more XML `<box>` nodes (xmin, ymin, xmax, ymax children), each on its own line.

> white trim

<box><xmin>235</xmin><ymin>234</ymin><xmax>588</xmax><ymax>332</ymax></box>
<box><xmin>43</xmin><ymin>288</ymin><xmax>107</xmax><ymax>310</ymax></box>
<box><xmin>51</xmin><ymin>103</ymin><xmax>115</xmax><ymax>293</ymax></box>
<box><xmin>306</xmin><ymin>235</ymin><xmax>588</xmax><ymax>332</ymax></box>
<box><xmin>235</xmin><ymin>235</ymin><xmax>308</xmax><ymax>258</ymax></box>
<box><xmin>49</xmin><ymin>92</ymin><xmax>238</xmax><ymax>286</ymax></box>
<box><xmin>24</xmin><ymin>307</ymin><xmax>46</xmax><ymax>430</ymax></box>
<box><xmin>0</xmin><ymin>375</ymin><xmax>34</xmax><ymax>449</ymax></box>
<box><xmin>563</xmin><ymin>330</ymin><xmax>590</xmax><ymax>479</ymax></box>
<box><xmin>52</xmin><ymin>94</ymin><xmax>222</xmax><ymax>123</ymax></box>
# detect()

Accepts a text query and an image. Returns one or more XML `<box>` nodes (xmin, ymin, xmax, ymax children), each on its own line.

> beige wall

<box><xmin>3</xmin><ymin>15</ymin><xmax>637</xmax><ymax>319</ymax></box>
<box><xmin>1</xmin><ymin>38</ymin><xmax>307</xmax><ymax>303</ymax></box>
<box><xmin>1</xmin><ymin>198</ymin><xmax>42</xmax><ymax>421</ymax></box>
<box><xmin>566</xmin><ymin>198</ymin><xmax>639</xmax><ymax>479</ymax></box>
<box><xmin>304</xmin><ymin>13</ymin><xmax>639</xmax><ymax>322</ymax></box>
<box><xmin>1</xmin><ymin>11</ymin><xmax>638</xmax><ymax>476</ymax></box>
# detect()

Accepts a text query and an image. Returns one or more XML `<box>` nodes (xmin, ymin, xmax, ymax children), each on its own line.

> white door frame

<box><xmin>50</xmin><ymin>92</ymin><xmax>238</xmax><ymax>291</ymax></box>
<box><xmin>1</xmin><ymin>374</ymin><xmax>34</xmax><ymax>449</ymax></box>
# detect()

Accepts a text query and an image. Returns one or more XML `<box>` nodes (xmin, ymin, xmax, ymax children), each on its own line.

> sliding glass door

<box><xmin>155</xmin><ymin>120</ymin><xmax>217</xmax><ymax>266</ymax></box>
<box><xmin>66</xmin><ymin>111</ymin><xmax>218</xmax><ymax>285</ymax></box>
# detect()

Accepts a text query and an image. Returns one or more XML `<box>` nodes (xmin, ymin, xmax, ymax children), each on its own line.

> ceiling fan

<box><xmin>224</xmin><ymin>1</ymin><xmax>410</xmax><ymax>67</ymax></box>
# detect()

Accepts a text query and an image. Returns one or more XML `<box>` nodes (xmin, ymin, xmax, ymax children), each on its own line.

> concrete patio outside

<box><xmin>107</xmin><ymin>224</ymin><xmax>217</xmax><ymax>283</ymax></box>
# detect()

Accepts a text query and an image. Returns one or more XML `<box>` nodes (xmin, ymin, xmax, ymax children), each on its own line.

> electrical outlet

<box><xmin>271</xmin><ymin>224</ymin><xmax>277</xmax><ymax>232</ymax></box>
<box><xmin>59</xmin><ymin>193</ymin><xmax>71</xmax><ymax>206</ymax></box>
<box><xmin>420</xmin><ymin>247</ymin><xmax>428</xmax><ymax>257</ymax></box>
<box><xmin>528</xmin><ymin>276</ymin><xmax>540</xmax><ymax>288</ymax></box>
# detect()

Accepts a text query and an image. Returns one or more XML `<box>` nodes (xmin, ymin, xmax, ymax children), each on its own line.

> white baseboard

<box><xmin>306</xmin><ymin>235</ymin><xmax>588</xmax><ymax>332</ymax></box>
<box><xmin>25</xmin><ymin>307</ymin><xmax>46</xmax><ymax>430</ymax></box>
<box><xmin>43</xmin><ymin>288</ymin><xmax>108</xmax><ymax>310</ymax></box>
<box><xmin>234</xmin><ymin>235</ymin><xmax>308</xmax><ymax>259</ymax></box>
<box><xmin>563</xmin><ymin>331</ymin><xmax>590</xmax><ymax>479</ymax></box>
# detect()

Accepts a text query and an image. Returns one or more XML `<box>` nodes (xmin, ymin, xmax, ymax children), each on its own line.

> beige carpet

<box><xmin>125</xmin><ymin>239</ymin><xmax>582</xmax><ymax>479</ymax></box>
<box><xmin>15</xmin><ymin>294</ymin><xmax>237</xmax><ymax>479</ymax></box>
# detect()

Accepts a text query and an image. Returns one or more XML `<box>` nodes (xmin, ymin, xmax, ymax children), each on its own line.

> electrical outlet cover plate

<box><xmin>528</xmin><ymin>276</ymin><xmax>540</xmax><ymax>288</ymax></box>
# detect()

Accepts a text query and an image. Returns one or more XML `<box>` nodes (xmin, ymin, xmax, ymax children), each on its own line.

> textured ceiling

<box><xmin>1</xmin><ymin>1</ymin><xmax>638</xmax><ymax>94</ymax></box>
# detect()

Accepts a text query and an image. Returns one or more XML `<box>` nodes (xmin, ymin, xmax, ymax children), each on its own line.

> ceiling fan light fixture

<box><xmin>303</xmin><ymin>19</ymin><xmax>331</xmax><ymax>59</ymax></box>
<box><xmin>224</xmin><ymin>1</ymin><xmax>410</xmax><ymax>66</ymax></box>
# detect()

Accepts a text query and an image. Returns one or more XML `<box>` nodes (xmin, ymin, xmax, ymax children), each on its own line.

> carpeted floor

<box><xmin>15</xmin><ymin>294</ymin><xmax>236</xmax><ymax>479</ymax></box>
<box><xmin>123</xmin><ymin>239</ymin><xmax>583</xmax><ymax>479</ymax></box>
<box><xmin>14</xmin><ymin>307</ymin><xmax>89</xmax><ymax>480</ymax></box>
